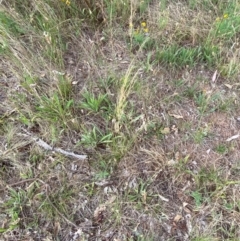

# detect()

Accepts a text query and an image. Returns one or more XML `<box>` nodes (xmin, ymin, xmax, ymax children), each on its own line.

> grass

<box><xmin>1</xmin><ymin>0</ymin><xmax>240</xmax><ymax>240</ymax></box>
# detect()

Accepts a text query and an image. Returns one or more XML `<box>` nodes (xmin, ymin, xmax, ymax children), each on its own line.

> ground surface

<box><xmin>1</xmin><ymin>1</ymin><xmax>240</xmax><ymax>241</ymax></box>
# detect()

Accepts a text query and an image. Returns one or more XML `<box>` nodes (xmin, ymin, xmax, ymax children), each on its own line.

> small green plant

<box><xmin>194</xmin><ymin>91</ymin><xmax>235</xmax><ymax>113</ymax></box>
<box><xmin>194</xmin><ymin>167</ymin><xmax>222</xmax><ymax>196</ymax></box>
<box><xmin>57</xmin><ymin>76</ymin><xmax>73</xmax><ymax>101</ymax></box>
<box><xmin>132</xmin><ymin>34</ymin><xmax>154</xmax><ymax>50</ymax></box>
<box><xmin>127</xmin><ymin>179</ymin><xmax>150</xmax><ymax>206</ymax></box>
<box><xmin>174</xmin><ymin>155</ymin><xmax>193</xmax><ymax>177</ymax></box>
<box><xmin>144</xmin><ymin>121</ymin><xmax>164</xmax><ymax>140</ymax></box>
<box><xmin>78</xmin><ymin>126</ymin><xmax>113</xmax><ymax>148</ymax></box>
<box><xmin>129</xmin><ymin>21</ymin><xmax>155</xmax><ymax>50</ymax></box>
<box><xmin>184</xmin><ymin>84</ymin><xmax>199</xmax><ymax>99</ymax></box>
<box><xmin>173</xmin><ymin>78</ymin><xmax>186</xmax><ymax>87</ymax></box>
<box><xmin>194</xmin><ymin>92</ymin><xmax>209</xmax><ymax>114</ymax></box>
<box><xmin>80</xmin><ymin>90</ymin><xmax>110</xmax><ymax>113</ymax></box>
<box><xmin>138</xmin><ymin>0</ymin><xmax>152</xmax><ymax>15</ymax></box>
<box><xmin>94</xmin><ymin>160</ymin><xmax>112</xmax><ymax>180</ymax></box>
<box><xmin>201</xmin><ymin>44</ymin><xmax>220</xmax><ymax>66</ymax></box>
<box><xmin>21</xmin><ymin>74</ymin><xmax>37</xmax><ymax>92</ymax></box>
<box><xmin>223</xmin><ymin>200</ymin><xmax>235</xmax><ymax>211</ymax></box>
<box><xmin>36</xmin><ymin>93</ymin><xmax>73</xmax><ymax>125</ymax></box>
<box><xmin>191</xmin><ymin>190</ymin><xmax>203</xmax><ymax>207</ymax></box>
<box><xmin>215</xmin><ymin>144</ymin><xmax>228</xmax><ymax>154</ymax></box>
<box><xmin>193</xmin><ymin>126</ymin><xmax>210</xmax><ymax>144</ymax></box>
<box><xmin>190</xmin><ymin>167</ymin><xmax>226</xmax><ymax>209</ymax></box>
<box><xmin>2</xmin><ymin>188</ymin><xmax>29</xmax><ymax>232</ymax></box>
<box><xmin>98</xmin><ymin>76</ymin><xmax>116</xmax><ymax>92</ymax></box>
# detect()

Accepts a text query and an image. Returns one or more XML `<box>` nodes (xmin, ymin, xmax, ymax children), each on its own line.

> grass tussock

<box><xmin>1</xmin><ymin>0</ymin><xmax>240</xmax><ymax>240</ymax></box>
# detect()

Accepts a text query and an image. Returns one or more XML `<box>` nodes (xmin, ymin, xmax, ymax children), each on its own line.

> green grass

<box><xmin>80</xmin><ymin>90</ymin><xmax>111</xmax><ymax>113</ymax></box>
<box><xmin>155</xmin><ymin>44</ymin><xmax>220</xmax><ymax>69</ymax></box>
<box><xmin>215</xmin><ymin>144</ymin><xmax>228</xmax><ymax>154</ymax></box>
<box><xmin>78</xmin><ymin>125</ymin><xmax>114</xmax><ymax>148</ymax></box>
<box><xmin>1</xmin><ymin>0</ymin><xmax>240</xmax><ymax>240</ymax></box>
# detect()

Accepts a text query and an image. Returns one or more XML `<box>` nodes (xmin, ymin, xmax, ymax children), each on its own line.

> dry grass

<box><xmin>1</xmin><ymin>0</ymin><xmax>240</xmax><ymax>240</ymax></box>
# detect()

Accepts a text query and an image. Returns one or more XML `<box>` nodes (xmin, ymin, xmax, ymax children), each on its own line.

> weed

<box><xmin>20</xmin><ymin>74</ymin><xmax>38</xmax><ymax>92</ymax></box>
<box><xmin>201</xmin><ymin>44</ymin><xmax>220</xmax><ymax>67</ymax></box>
<box><xmin>80</xmin><ymin>90</ymin><xmax>110</xmax><ymax>113</ymax></box>
<box><xmin>184</xmin><ymin>83</ymin><xmax>199</xmax><ymax>99</ymax></box>
<box><xmin>78</xmin><ymin>125</ymin><xmax>113</xmax><ymax>149</ymax></box>
<box><xmin>215</xmin><ymin>144</ymin><xmax>228</xmax><ymax>154</ymax></box>
<box><xmin>98</xmin><ymin>76</ymin><xmax>117</xmax><ymax>93</ymax></box>
<box><xmin>2</xmin><ymin>188</ymin><xmax>29</xmax><ymax>232</ymax></box>
<box><xmin>192</xmin><ymin>126</ymin><xmax>210</xmax><ymax>144</ymax></box>
<box><xmin>130</xmin><ymin>21</ymin><xmax>155</xmax><ymax>51</ymax></box>
<box><xmin>36</xmin><ymin>93</ymin><xmax>73</xmax><ymax>126</ymax></box>
<box><xmin>191</xmin><ymin>190</ymin><xmax>203</xmax><ymax>208</ymax></box>
<box><xmin>174</xmin><ymin>155</ymin><xmax>191</xmax><ymax>174</ymax></box>
<box><xmin>132</xmin><ymin>32</ymin><xmax>148</xmax><ymax>47</ymax></box>
<box><xmin>58</xmin><ymin>76</ymin><xmax>73</xmax><ymax>101</ymax></box>
<box><xmin>194</xmin><ymin>92</ymin><xmax>209</xmax><ymax>114</ymax></box>
<box><xmin>94</xmin><ymin>159</ymin><xmax>112</xmax><ymax>180</ymax></box>
<box><xmin>144</xmin><ymin>121</ymin><xmax>164</xmax><ymax>140</ymax></box>
<box><xmin>127</xmin><ymin>180</ymin><xmax>149</xmax><ymax>205</ymax></box>
<box><xmin>194</xmin><ymin>167</ymin><xmax>222</xmax><ymax>196</ymax></box>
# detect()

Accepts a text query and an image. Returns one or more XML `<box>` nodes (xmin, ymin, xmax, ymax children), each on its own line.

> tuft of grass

<box><xmin>78</xmin><ymin>125</ymin><xmax>113</xmax><ymax>149</ymax></box>
<box><xmin>2</xmin><ymin>188</ymin><xmax>28</xmax><ymax>232</ymax></box>
<box><xmin>36</xmin><ymin>93</ymin><xmax>74</xmax><ymax>125</ymax></box>
<box><xmin>114</xmin><ymin>63</ymin><xmax>140</xmax><ymax>132</ymax></box>
<box><xmin>192</xmin><ymin>126</ymin><xmax>210</xmax><ymax>144</ymax></box>
<box><xmin>194</xmin><ymin>92</ymin><xmax>209</xmax><ymax>114</ymax></box>
<box><xmin>215</xmin><ymin>144</ymin><xmax>228</xmax><ymax>154</ymax></box>
<box><xmin>155</xmin><ymin>44</ymin><xmax>220</xmax><ymax>69</ymax></box>
<box><xmin>80</xmin><ymin>90</ymin><xmax>110</xmax><ymax>113</ymax></box>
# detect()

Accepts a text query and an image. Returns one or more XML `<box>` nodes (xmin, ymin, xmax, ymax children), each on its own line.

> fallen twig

<box><xmin>226</xmin><ymin>134</ymin><xmax>239</xmax><ymax>142</ymax></box>
<box><xmin>20</xmin><ymin>128</ymin><xmax>87</xmax><ymax>160</ymax></box>
<box><xmin>0</xmin><ymin>178</ymin><xmax>37</xmax><ymax>192</ymax></box>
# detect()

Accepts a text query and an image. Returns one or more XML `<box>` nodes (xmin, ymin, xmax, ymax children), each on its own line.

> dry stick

<box><xmin>0</xmin><ymin>178</ymin><xmax>37</xmax><ymax>192</ymax></box>
<box><xmin>20</xmin><ymin>128</ymin><xmax>87</xmax><ymax>160</ymax></box>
